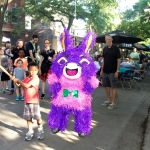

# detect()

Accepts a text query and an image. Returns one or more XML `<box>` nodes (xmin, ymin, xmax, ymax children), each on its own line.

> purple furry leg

<box><xmin>48</xmin><ymin>104</ymin><xmax>69</xmax><ymax>131</ymax></box>
<box><xmin>74</xmin><ymin>108</ymin><xmax>92</xmax><ymax>135</ymax></box>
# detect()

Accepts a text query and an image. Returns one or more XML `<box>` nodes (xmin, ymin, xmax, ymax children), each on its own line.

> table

<box><xmin>119</xmin><ymin>67</ymin><xmax>130</xmax><ymax>73</ymax></box>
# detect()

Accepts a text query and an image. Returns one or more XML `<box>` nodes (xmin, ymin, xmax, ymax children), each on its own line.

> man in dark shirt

<box><xmin>139</xmin><ymin>50</ymin><xmax>146</xmax><ymax>64</ymax></box>
<box><xmin>100</xmin><ymin>36</ymin><xmax>121</xmax><ymax>109</ymax></box>
<box><xmin>26</xmin><ymin>35</ymin><xmax>39</xmax><ymax>63</ymax></box>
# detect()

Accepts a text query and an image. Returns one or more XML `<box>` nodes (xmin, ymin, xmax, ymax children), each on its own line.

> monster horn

<box><xmin>61</xmin><ymin>32</ymin><xmax>66</xmax><ymax>51</ymax></box>
<box><xmin>85</xmin><ymin>35</ymin><xmax>92</xmax><ymax>52</ymax></box>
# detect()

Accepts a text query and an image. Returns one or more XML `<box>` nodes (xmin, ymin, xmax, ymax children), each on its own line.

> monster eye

<box><xmin>57</xmin><ymin>57</ymin><xmax>68</xmax><ymax>65</ymax></box>
<box><xmin>79</xmin><ymin>58</ymin><xmax>90</xmax><ymax>66</ymax></box>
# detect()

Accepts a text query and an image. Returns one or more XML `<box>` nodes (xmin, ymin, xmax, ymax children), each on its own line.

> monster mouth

<box><xmin>66</xmin><ymin>68</ymin><xmax>78</xmax><ymax>76</ymax></box>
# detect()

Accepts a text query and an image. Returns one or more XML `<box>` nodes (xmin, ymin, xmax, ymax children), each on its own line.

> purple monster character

<box><xmin>48</xmin><ymin>29</ymin><xmax>99</xmax><ymax>137</ymax></box>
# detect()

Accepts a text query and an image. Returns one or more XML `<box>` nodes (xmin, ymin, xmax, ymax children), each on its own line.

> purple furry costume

<box><xmin>48</xmin><ymin>29</ymin><xmax>99</xmax><ymax>136</ymax></box>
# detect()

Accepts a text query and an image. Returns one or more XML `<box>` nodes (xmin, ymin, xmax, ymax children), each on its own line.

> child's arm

<box><xmin>13</xmin><ymin>69</ymin><xmax>16</xmax><ymax>77</ymax></box>
<box><xmin>8</xmin><ymin>58</ymin><xmax>12</xmax><ymax>71</ymax></box>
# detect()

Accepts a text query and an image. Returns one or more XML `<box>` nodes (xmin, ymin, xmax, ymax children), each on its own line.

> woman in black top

<box><xmin>39</xmin><ymin>39</ymin><xmax>55</xmax><ymax>99</ymax></box>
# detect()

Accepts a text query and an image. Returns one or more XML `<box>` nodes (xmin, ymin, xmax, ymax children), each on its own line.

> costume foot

<box><xmin>78</xmin><ymin>132</ymin><xmax>85</xmax><ymax>137</ymax></box>
<box><xmin>51</xmin><ymin>128</ymin><xmax>60</xmax><ymax>134</ymax></box>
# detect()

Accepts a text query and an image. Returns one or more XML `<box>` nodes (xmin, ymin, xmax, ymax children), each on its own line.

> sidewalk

<box><xmin>0</xmin><ymin>72</ymin><xmax>150</xmax><ymax>150</ymax></box>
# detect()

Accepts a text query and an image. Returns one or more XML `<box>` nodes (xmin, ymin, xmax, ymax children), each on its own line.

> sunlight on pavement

<box><xmin>71</xmin><ymin>119</ymin><xmax>98</xmax><ymax>129</ymax></box>
<box><xmin>93</xmin><ymin>111</ymin><xmax>100</xmax><ymax>115</ymax></box>
<box><xmin>96</xmin><ymin>147</ymin><xmax>104</xmax><ymax>150</ymax></box>
<box><xmin>55</xmin><ymin>119</ymin><xmax>98</xmax><ymax>143</ymax></box>
<box><xmin>9</xmin><ymin>102</ymin><xmax>17</xmax><ymax>105</ymax></box>
<box><xmin>0</xmin><ymin>126</ymin><xmax>20</xmax><ymax>140</ymax></box>
<box><xmin>91</xmin><ymin>120</ymin><xmax>98</xmax><ymax>129</ymax></box>
<box><xmin>0</xmin><ymin>96</ymin><xmax>7</xmax><ymax>100</ymax></box>
<box><xmin>56</xmin><ymin>130</ymin><xmax>80</xmax><ymax>143</ymax></box>
<box><xmin>31</xmin><ymin>143</ymin><xmax>55</xmax><ymax>150</ymax></box>
<box><xmin>40</xmin><ymin>107</ymin><xmax>51</xmax><ymax>114</ymax></box>
<box><xmin>0</xmin><ymin>110</ymin><xmax>25</xmax><ymax>128</ymax></box>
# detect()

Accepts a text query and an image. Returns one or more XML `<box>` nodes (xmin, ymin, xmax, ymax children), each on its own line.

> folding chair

<box><xmin>120</xmin><ymin>70</ymin><xmax>134</xmax><ymax>89</ymax></box>
<box><xmin>132</xmin><ymin>71</ymin><xmax>146</xmax><ymax>90</ymax></box>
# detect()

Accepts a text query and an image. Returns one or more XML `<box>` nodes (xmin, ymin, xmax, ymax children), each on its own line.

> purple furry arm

<box><xmin>82</xmin><ymin>82</ymin><xmax>94</xmax><ymax>94</ymax></box>
<box><xmin>49</xmin><ymin>82</ymin><xmax>61</xmax><ymax>99</ymax></box>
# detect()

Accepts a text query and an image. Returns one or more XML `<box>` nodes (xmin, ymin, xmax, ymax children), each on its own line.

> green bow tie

<box><xmin>63</xmin><ymin>89</ymin><xmax>78</xmax><ymax>98</ymax></box>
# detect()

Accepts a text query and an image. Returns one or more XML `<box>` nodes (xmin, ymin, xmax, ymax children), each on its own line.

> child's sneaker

<box><xmin>21</xmin><ymin>96</ymin><xmax>24</xmax><ymax>101</ymax></box>
<box><xmin>25</xmin><ymin>131</ymin><xmax>34</xmax><ymax>141</ymax></box>
<box><xmin>1</xmin><ymin>88</ymin><xmax>5</xmax><ymax>93</ymax></box>
<box><xmin>15</xmin><ymin>96</ymin><xmax>20</xmax><ymax>101</ymax></box>
<box><xmin>37</xmin><ymin>128</ymin><xmax>44</xmax><ymax>140</ymax></box>
<box><xmin>5</xmin><ymin>88</ymin><xmax>10</xmax><ymax>93</ymax></box>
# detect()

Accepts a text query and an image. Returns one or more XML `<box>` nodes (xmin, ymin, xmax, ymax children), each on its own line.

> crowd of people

<box><xmin>0</xmin><ymin>35</ymin><xmax>56</xmax><ymax>99</ymax></box>
<box><xmin>0</xmin><ymin>34</ymin><xmax>149</xmax><ymax>141</ymax></box>
<box><xmin>0</xmin><ymin>35</ymin><xmax>56</xmax><ymax>140</ymax></box>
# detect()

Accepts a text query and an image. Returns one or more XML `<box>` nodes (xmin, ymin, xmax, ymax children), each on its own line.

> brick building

<box><xmin>2</xmin><ymin>0</ymin><xmax>25</xmax><ymax>44</ymax></box>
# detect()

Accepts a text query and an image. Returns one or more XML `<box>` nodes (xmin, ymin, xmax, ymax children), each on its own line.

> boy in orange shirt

<box><xmin>12</xmin><ymin>62</ymin><xmax>44</xmax><ymax>141</ymax></box>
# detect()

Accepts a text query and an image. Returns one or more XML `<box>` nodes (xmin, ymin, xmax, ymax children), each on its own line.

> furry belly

<box><xmin>51</xmin><ymin>89</ymin><xmax>92</xmax><ymax>110</ymax></box>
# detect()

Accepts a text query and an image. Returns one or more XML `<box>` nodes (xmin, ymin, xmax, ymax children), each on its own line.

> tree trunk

<box><xmin>67</xmin><ymin>15</ymin><xmax>74</xmax><ymax>31</ymax></box>
<box><xmin>0</xmin><ymin>0</ymin><xmax>9</xmax><ymax>47</ymax></box>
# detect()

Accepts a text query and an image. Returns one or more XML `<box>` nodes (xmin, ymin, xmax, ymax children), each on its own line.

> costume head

<box><xmin>51</xmin><ymin>29</ymin><xmax>97</xmax><ymax>81</ymax></box>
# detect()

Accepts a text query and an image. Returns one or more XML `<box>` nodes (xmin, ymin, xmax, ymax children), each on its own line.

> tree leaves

<box><xmin>24</xmin><ymin>0</ymin><xmax>118</xmax><ymax>33</ymax></box>
<box><xmin>117</xmin><ymin>0</ymin><xmax>150</xmax><ymax>44</ymax></box>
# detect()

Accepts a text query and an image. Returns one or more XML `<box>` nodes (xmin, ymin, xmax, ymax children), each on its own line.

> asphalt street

<box><xmin>0</xmin><ymin>72</ymin><xmax>150</xmax><ymax>150</ymax></box>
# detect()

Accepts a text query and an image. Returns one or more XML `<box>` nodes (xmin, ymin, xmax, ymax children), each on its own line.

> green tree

<box><xmin>24</xmin><ymin>0</ymin><xmax>118</xmax><ymax>34</ymax></box>
<box><xmin>0</xmin><ymin>0</ymin><xmax>8</xmax><ymax>46</ymax></box>
<box><xmin>117</xmin><ymin>0</ymin><xmax>150</xmax><ymax>43</ymax></box>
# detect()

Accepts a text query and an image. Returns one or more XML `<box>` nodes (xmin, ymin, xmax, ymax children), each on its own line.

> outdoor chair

<box><xmin>132</xmin><ymin>71</ymin><xmax>146</xmax><ymax>90</ymax></box>
<box><xmin>120</xmin><ymin>70</ymin><xmax>134</xmax><ymax>89</ymax></box>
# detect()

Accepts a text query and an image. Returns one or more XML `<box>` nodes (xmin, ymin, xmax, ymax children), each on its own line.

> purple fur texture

<box><xmin>48</xmin><ymin>104</ymin><xmax>92</xmax><ymax>135</ymax></box>
<box><xmin>60</xmin><ymin>28</ymin><xmax>74</xmax><ymax>51</ymax></box>
<box><xmin>83</xmin><ymin>82</ymin><xmax>94</xmax><ymax>94</ymax></box>
<box><xmin>49</xmin><ymin>82</ymin><xmax>61</xmax><ymax>99</ymax></box>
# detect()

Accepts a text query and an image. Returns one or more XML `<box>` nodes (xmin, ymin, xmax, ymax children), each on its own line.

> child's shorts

<box><xmin>0</xmin><ymin>72</ymin><xmax>10</xmax><ymax>81</ymax></box>
<box><xmin>23</xmin><ymin>103</ymin><xmax>41</xmax><ymax>120</ymax></box>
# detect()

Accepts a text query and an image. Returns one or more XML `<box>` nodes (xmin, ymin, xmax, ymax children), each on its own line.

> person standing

<box><xmin>12</xmin><ymin>62</ymin><xmax>44</xmax><ymax>141</ymax></box>
<box><xmin>26</xmin><ymin>35</ymin><xmax>39</xmax><ymax>63</ymax></box>
<box><xmin>130</xmin><ymin>48</ymin><xmax>139</xmax><ymax>65</ymax></box>
<box><xmin>39</xmin><ymin>39</ymin><xmax>55</xmax><ymax>99</ymax></box>
<box><xmin>100</xmin><ymin>36</ymin><xmax>121</xmax><ymax>109</ymax></box>
<box><xmin>139</xmin><ymin>50</ymin><xmax>146</xmax><ymax>64</ymax></box>
<box><xmin>0</xmin><ymin>47</ymin><xmax>11</xmax><ymax>93</ymax></box>
<box><xmin>8</xmin><ymin>39</ymin><xmax>25</xmax><ymax>95</ymax></box>
<box><xmin>4</xmin><ymin>41</ymin><xmax>12</xmax><ymax>58</ymax></box>
<box><xmin>13</xmin><ymin>59</ymin><xmax>26</xmax><ymax>101</ymax></box>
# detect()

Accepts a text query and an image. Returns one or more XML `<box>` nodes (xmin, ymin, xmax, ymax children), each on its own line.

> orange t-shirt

<box><xmin>14</xmin><ymin>58</ymin><xmax>28</xmax><ymax>69</ymax></box>
<box><xmin>22</xmin><ymin>75</ymin><xmax>40</xmax><ymax>103</ymax></box>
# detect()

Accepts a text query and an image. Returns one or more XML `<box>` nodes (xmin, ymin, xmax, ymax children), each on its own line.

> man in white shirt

<box><xmin>121</xmin><ymin>58</ymin><xmax>134</xmax><ymax>68</ymax></box>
